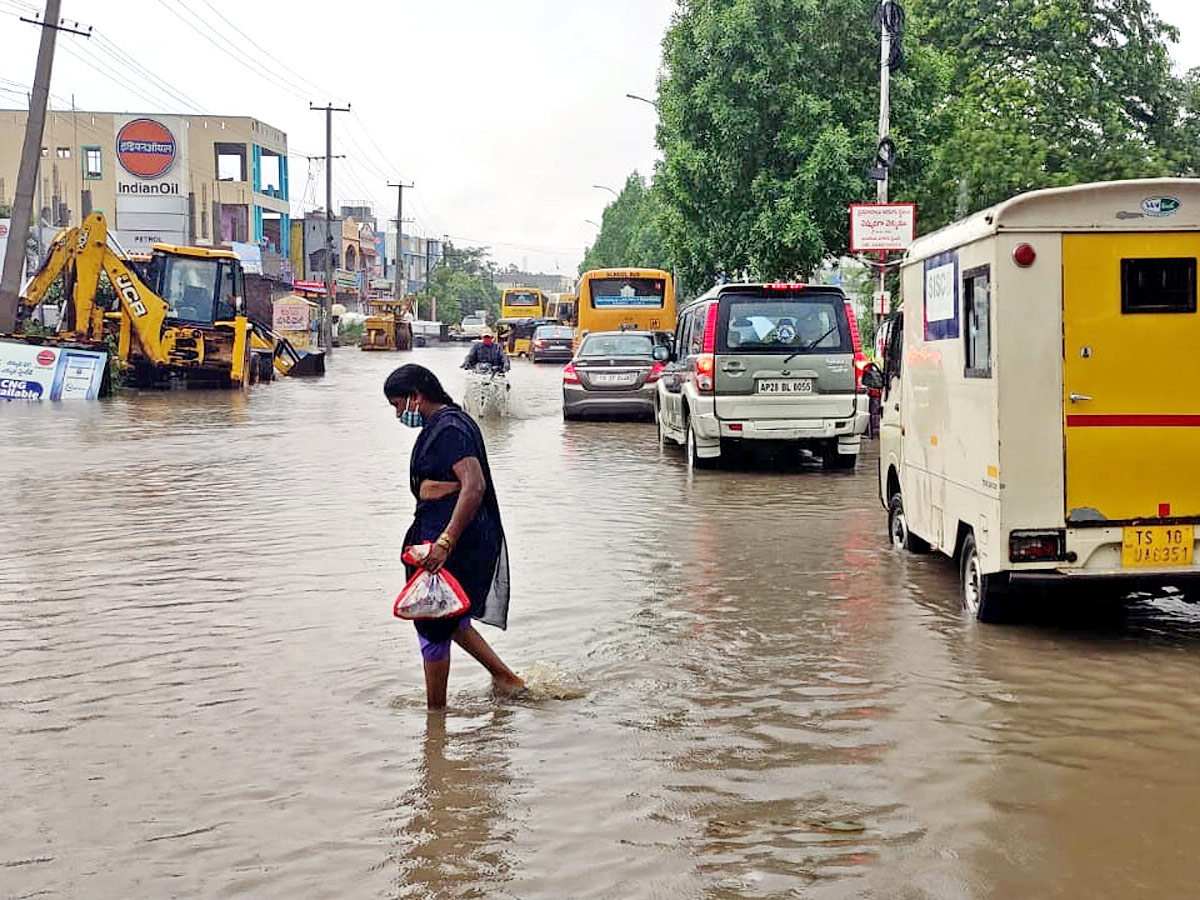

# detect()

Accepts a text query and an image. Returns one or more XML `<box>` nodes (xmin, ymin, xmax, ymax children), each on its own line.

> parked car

<box><xmin>459</xmin><ymin>315</ymin><xmax>487</xmax><ymax>340</ymax></box>
<box><xmin>530</xmin><ymin>324</ymin><xmax>575</xmax><ymax>363</ymax></box>
<box><xmin>655</xmin><ymin>282</ymin><xmax>869</xmax><ymax>470</ymax></box>
<box><xmin>562</xmin><ymin>330</ymin><xmax>669</xmax><ymax>421</ymax></box>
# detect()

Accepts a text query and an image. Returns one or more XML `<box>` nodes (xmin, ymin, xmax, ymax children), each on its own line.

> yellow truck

<box><xmin>870</xmin><ymin>179</ymin><xmax>1200</xmax><ymax>620</ymax></box>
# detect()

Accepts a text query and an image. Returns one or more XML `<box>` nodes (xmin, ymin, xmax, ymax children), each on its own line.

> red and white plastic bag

<box><xmin>394</xmin><ymin>542</ymin><xmax>471</xmax><ymax>620</ymax></box>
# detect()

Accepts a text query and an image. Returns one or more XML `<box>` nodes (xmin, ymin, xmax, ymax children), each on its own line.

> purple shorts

<box><xmin>417</xmin><ymin>617</ymin><xmax>473</xmax><ymax>661</ymax></box>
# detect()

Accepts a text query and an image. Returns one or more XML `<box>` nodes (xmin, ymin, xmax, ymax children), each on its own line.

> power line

<box><xmin>155</xmin><ymin>0</ymin><xmax>308</xmax><ymax>103</ymax></box>
<box><xmin>89</xmin><ymin>30</ymin><xmax>207</xmax><ymax>113</ymax></box>
<box><xmin>56</xmin><ymin>42</ymin><xmax>168</xmax><ymax>111</ymax></box>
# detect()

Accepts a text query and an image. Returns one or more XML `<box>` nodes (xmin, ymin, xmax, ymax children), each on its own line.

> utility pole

<box><xmin>309</xmin><ymin>102</ymin><xmax>350</xmax><ymax>352</ymax></box>
<box><xmin>875</xmin><ymin>0</ymin><xmax>891</xmax><ymax>326</ymax></box>
<box><xmin>387</xmin><ymin>181</ymin><xmax>413</xmax><ymax>302</ymax></box>
<box><xmin>0</xmin><ymin>2</ymin><xmax>89</xmax><ymax>333</ymax></box>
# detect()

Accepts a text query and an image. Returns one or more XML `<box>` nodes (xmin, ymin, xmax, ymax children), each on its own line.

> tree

<box><xmin>580</xmin><ymin>172</ymin><xmax>669</xmax><ymax>273</ymax></box>
<box><xmin>413</xmin><ymin>241</ymin><xmax>500</xmax><ymax>324</ymax></box>
<box><xmin>910</xmin><ymin>0</ymin><xmax>1184</xmax><ymax>225</ymax></box>
<box><xmin>655</xmin><ymin>0</ymin><xmax>948</xmax><ymax>294</ymax></box>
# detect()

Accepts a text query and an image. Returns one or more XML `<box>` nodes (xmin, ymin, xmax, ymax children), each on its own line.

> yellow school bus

<box><xmin>500</xmin><ymin>287</ymin><xmax>546</xmax><ymax>319</ymax></box>
<box><xmin>576</xmin><ymin>268</ymin><xmax>676</xmax><ymax>337</ymax></box>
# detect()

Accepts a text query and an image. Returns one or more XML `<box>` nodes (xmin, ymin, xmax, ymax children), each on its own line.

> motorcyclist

<box><xmin>462</xmin><ymin>329</ymin><xmax>509</xmax><ymax>372</ymax></box>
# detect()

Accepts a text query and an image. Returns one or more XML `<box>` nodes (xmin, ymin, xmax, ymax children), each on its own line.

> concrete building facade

<box><xmin>0</xmin><ymin>109</ymin><xmax>289</xmax><ymax>256</ymax></box>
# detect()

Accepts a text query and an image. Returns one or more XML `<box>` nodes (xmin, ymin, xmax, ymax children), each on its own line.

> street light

<box><xmin>625</xmin><ymin>92</ymin><xmax>659</xmax><ymax>110</ymax></box>
<box><xmin>593</xmin><ymin>184</ymin><xmax>618</xmax><ymax>198</ymax></box>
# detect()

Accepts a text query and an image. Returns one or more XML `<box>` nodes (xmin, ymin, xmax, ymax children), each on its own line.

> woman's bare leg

<box><xmin>423</xmin><ymin>657</ymin><xmax>451</xmax><ymax>709</ymax></box>
<box><xmin>452</xmin><ymin>627</ymin><xmax>524</xmax><ymax>694</ymax></box>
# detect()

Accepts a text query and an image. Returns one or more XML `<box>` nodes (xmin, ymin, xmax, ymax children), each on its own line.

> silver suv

<box><xmin>655</xmin><ymin>283</ymin><xmax>868</xmax><ymax>469</ymax></box>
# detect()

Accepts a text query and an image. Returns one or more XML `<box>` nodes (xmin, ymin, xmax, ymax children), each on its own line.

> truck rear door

<box><xmin>1063</xmin><ymin>233</ymin><xmax>1200</xmax><ymax>522</ymax></box>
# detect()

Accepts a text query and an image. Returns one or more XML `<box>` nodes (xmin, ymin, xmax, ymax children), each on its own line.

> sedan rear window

<box><xmin>578</xmin><ymin>334</ymin><xmax>653</xmax><ymax>357</ymax></box>
<box><xmin>719</xmin><ymin>294</ymin><xmax>850</xmax><ymax>353</ymax></box>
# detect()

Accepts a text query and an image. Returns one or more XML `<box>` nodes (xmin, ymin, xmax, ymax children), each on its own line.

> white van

<box><xmin>869</xmin><ymin>179</ymin><xmax>1200</xmax><ymax>620</ymax></box>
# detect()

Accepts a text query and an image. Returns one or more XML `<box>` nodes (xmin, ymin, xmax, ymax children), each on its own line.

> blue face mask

<box><xmin>398</xmin><ymin>397</ymin><xmax>424</xmax><ymax>429</ymax></box>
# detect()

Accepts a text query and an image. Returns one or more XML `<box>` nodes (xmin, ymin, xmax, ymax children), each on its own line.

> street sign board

<box><xmin>850</xmin><ymin>203</ymin><xmax>917</xmax><ymax>252</ymax></box>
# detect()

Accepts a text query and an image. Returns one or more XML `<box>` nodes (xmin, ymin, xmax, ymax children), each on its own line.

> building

<box><xmin>0</xmin><ymin>109</ymin><xmax>289</xmax><ymax>266</ymax></box>
<box><xmin>384</xmin><ymin>229</ymin><xmax>442</xmax><ymax>294</ymax></box>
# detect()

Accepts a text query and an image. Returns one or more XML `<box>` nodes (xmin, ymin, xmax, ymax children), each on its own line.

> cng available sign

<box><xmin>0</xmin><ymin>339</ymin><xmax>108</xmax><ymax>401</ymax></box>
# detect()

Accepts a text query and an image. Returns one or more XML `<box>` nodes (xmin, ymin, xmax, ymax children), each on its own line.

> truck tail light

<box><xmin>563</xmin><ymin>362</ymin><xmax>580</xmax><ymax>384</ymax></box>
<box><xmin>696</xmin><ymin>354</ymin><xmax>714</xmax><ymax>392</ymax></box>
<box><xmin>1009</xmin><ymin>530</ymin><xmax>1066</xmax><ymax>563</ymax></box>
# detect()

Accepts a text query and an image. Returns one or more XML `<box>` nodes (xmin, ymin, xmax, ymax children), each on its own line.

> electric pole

<box><xmin>309</xmin><ymin>102</ymin><xmax>350</xmax><ymax>352</ymax></box>
<box><xmin>388</xmin><ymin>181</ymin><xmax>413</xmax><ymax>302</ymax></box>
<box><xmin>876</xmin><ymin>0</ymin><xmax>891</xmax><ymax>325</ymax></box>
<box><xmin>0</xmin><ymin>2</ymin><xmax>89</xmax><ymax>333</ymax></box>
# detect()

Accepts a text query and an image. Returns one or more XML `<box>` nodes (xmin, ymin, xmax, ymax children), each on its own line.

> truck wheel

<box><xmin>888</xmin><ymin>492</ymin><xmax>929</xmax><ymax>553</ymax></box>
<box><xmin>959</xmin><ymin>532</ymin><xmax>1011</xmax><ymax>623</ymax></box>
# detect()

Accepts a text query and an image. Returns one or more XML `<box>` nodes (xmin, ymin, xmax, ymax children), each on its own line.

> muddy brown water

<box><xmin>3</xmin><ymin>345</ymin><xmax>1200</xmax><ymax>899</ymax></box>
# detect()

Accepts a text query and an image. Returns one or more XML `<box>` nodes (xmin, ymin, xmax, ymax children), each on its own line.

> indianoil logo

<box><xmin>116</xmin><ymin>118</ymin><xmax>176</xmax><ymax>179</ymax></box>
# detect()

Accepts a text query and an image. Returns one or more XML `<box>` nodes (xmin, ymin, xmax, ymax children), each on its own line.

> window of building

<box><xmin>40</xmin><ymin>147</ymin><xmax>48</xmax><ymax>158</ymax></box>
<box><xmin>56</xmin><ymin>147</ymin><xmax>71</xmax><ymax>159</ymax></box>
<box><xmin>215</xmin><ymin>143</ymin><xmax>247</xmax><ymax>182</ymax></box>
<box><xmin>1121</xmin><ymin>257</ymin><xmax>1197</xmax><ymax>314</ymax></box>
<box><xmin>83</xmin><ymin>146</ymin><xmax>102</xmax><ymax>180</ymax></box>
<box><xmin>963</xmin><ymin>265</ymin><xmax>991</xmax><ymax>378</ymax></box>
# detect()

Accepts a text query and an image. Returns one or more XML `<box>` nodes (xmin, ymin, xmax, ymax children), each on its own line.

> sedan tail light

<box><xmin>563</xmin><ymin>362</ymin><xmax>580</xmax><ymax>384</ymax></box>
<box><xmin>534</xmin><ymin>339</ymin><xmax>547</xmax><ymax>348</ymax></box>
<box><xmin>645</xmin><ymin>361</ymin><xmax>665</xmax><ymax>383</ymax></box>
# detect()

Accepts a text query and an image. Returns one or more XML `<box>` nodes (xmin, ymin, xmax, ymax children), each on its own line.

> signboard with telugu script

<box><xmin>849</xmin><ymin>203</ymin><xmax>917</xmax><ymax>252</ymax></box>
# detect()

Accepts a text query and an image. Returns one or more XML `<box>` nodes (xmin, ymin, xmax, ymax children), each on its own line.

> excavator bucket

<box><xmin>287</xmin><ymin>349</ymin><xmax>326</xmax><ymax>377</ymax></box>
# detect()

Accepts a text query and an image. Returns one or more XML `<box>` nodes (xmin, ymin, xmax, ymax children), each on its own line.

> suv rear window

<box><xmin>718</xmin><ymin>292</ymin><xmax>850</xmax><ymax>354</ymax></box>
<box><xmin>535</xmin><ymin>325</ymin><xmax>573</xmax><ymax>339</ymax></box>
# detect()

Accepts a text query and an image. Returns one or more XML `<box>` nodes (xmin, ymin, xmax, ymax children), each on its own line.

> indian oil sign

<box><xmin>116</xmin><ymin>118</ymin><xmax>177</xmax><ymax>180</ymax></box>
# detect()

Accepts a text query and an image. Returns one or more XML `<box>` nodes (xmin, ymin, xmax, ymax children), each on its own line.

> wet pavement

<box><xmin>3</xmin><ymin>344</ymin><xmax>1200</xmax><ymax>899</ymax></box>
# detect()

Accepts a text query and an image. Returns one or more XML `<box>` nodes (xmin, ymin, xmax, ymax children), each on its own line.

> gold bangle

<box><xmin>436</xmin><ymin>533</ymin><xmax>455</xmax><ymax>551</ymax></box>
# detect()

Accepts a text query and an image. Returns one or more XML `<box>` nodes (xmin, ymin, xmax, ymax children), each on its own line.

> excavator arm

<box><xmin>19</xmin><ymin>212</ymin><xmax>171</xmax><ymax>366</ymax></box>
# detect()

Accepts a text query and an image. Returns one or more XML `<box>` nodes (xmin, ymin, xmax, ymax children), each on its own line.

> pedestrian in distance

<box><xmin>461</xmin><ymin>329</ymin><xmax>509</xmax><ymax>372</ymax></box>
<box><xmin>384</xmin><ymin>364</ymin><xmax>524</xmax><ymax>709</ymax></box>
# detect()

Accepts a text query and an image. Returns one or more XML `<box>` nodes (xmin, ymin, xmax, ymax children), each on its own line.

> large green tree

<box><xmin>580</xmin><ymin>172</ymin><xmax>669</xmax><ymax>273</ymax></box>
<box><xmin>652</xmin><ymin>0</ymin><xmax>1188</xmax><ymax>296</ymax></box>
<box><xmin>910</xmin><ymin>0</ymin><xmax>1184</xmax><ymax>225</ymax></box>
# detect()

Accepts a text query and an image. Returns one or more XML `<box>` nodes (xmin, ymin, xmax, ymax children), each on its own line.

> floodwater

<box><xmin>4</xmin><ymin>344</ymin><xmax>1200</xmax><ymax>899</ymax></box>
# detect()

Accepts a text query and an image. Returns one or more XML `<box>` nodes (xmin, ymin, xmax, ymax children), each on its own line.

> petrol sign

<box><xmin>116</xmin><ymin>118</ymin><xmax>177</xmax><ymax>180</ymax></box>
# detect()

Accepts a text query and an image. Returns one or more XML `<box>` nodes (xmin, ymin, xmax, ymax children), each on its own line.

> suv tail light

<box><xmin>1009</xmin><ymin>530</ymin><xmax>1066</xmax><ymax>563</ymax></box>
<box><xmin>563</xmin><ymin>362</ymin><xmax>579</xmax><ymax>384</ymax></box>
<box><xmin>702</xmin><ymin>303</ymin><xmax>718</xmax><ymax>353</ymax></box>
<box><xmin>533</xmin><ymin>339</ymin><xmax>547</xmax><ymax>349</ymax></box>
<box><xmin>645</xmin><ymin>361</ymin><xmax>665</xmax><ymax>383</ymax></box>
<box><xmin>696</xmin><ymin>353</ymin><xmax>715</xmax><ymax>392</ymax></box>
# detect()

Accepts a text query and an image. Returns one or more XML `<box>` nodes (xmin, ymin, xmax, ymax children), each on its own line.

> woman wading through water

<box><xmin>385</xmin><ymin>364</ymin><xmax>524</xmax><ymax>708</ymax></box>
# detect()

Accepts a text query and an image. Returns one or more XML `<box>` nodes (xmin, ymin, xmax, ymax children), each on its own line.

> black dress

<box><xmin>403</xmin><ymin>406</ymin><xmax>510</xmax><ymax>644</ymax></box>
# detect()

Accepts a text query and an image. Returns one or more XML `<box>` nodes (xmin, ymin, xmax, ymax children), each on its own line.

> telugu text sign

<box><xmin>849</xmin><ymin>203</ymin><xmax>916</xmax><ymax>252</ymax></box>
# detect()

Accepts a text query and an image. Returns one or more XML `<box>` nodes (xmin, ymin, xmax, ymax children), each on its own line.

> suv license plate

<box><xmin>757</xmin><ymin>379</ymin><xmax>814</xmax><ymax>394</ymax></box>
<box><xmin>1121</xmin><ymin>525</ymin><xmax>1194</xmax><ymax>568</ymax></box>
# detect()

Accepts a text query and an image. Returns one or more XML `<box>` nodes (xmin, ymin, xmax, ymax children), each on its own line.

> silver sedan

<box><xmin>562</xmin><ymin>330</ymin><xmax>669</xmax><ymax>421</ymax></box>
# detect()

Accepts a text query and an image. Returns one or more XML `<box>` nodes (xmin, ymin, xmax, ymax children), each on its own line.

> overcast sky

<box><xmin>1</xmin><ymin>0</ymin><xmax>1197</xmax><ymax>273</ymax></box>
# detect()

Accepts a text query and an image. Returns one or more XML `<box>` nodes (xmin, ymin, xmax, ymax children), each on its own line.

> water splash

<box><xmin>517</xmin><ymin>660</ymin><xmax>587</xmax><ymax>700</ymax></box>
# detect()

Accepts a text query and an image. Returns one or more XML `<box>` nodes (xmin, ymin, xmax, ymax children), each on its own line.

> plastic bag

<box><xmin>394</xmin><ymin>542</ymin><xmax>471</xmax><ymax>620</ymax></box>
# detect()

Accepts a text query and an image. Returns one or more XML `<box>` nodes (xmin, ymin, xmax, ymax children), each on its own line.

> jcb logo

<box><xmin>115</xmin><ymin>273</ymin><xmax>148</xmax><ymax>317</ymax></box>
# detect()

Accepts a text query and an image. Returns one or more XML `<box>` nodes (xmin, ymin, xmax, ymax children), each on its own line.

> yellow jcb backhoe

<box><xmin>16</xmin><ymin>212</ymin><xmax>253</xmax><ymax>388</ymax></box>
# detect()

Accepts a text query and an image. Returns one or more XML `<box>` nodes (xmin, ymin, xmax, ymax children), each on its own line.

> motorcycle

<box><xmin>462</xmin><ymin>363</ymin><xmax>510</xmax><ymax>419</ymax></box>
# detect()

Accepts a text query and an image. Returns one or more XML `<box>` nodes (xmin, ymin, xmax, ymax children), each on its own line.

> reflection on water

<box><xmin>3</xmin><ymin>346</ymin><xmax>1200</xmax><ymax>898</ymax></box>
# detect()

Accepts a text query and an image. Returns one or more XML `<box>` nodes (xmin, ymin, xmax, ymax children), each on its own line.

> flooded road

<box><xmin>4</xmin><ymin>344</ymin><xmax>1200</xmax><ymax>899</ymax></box>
